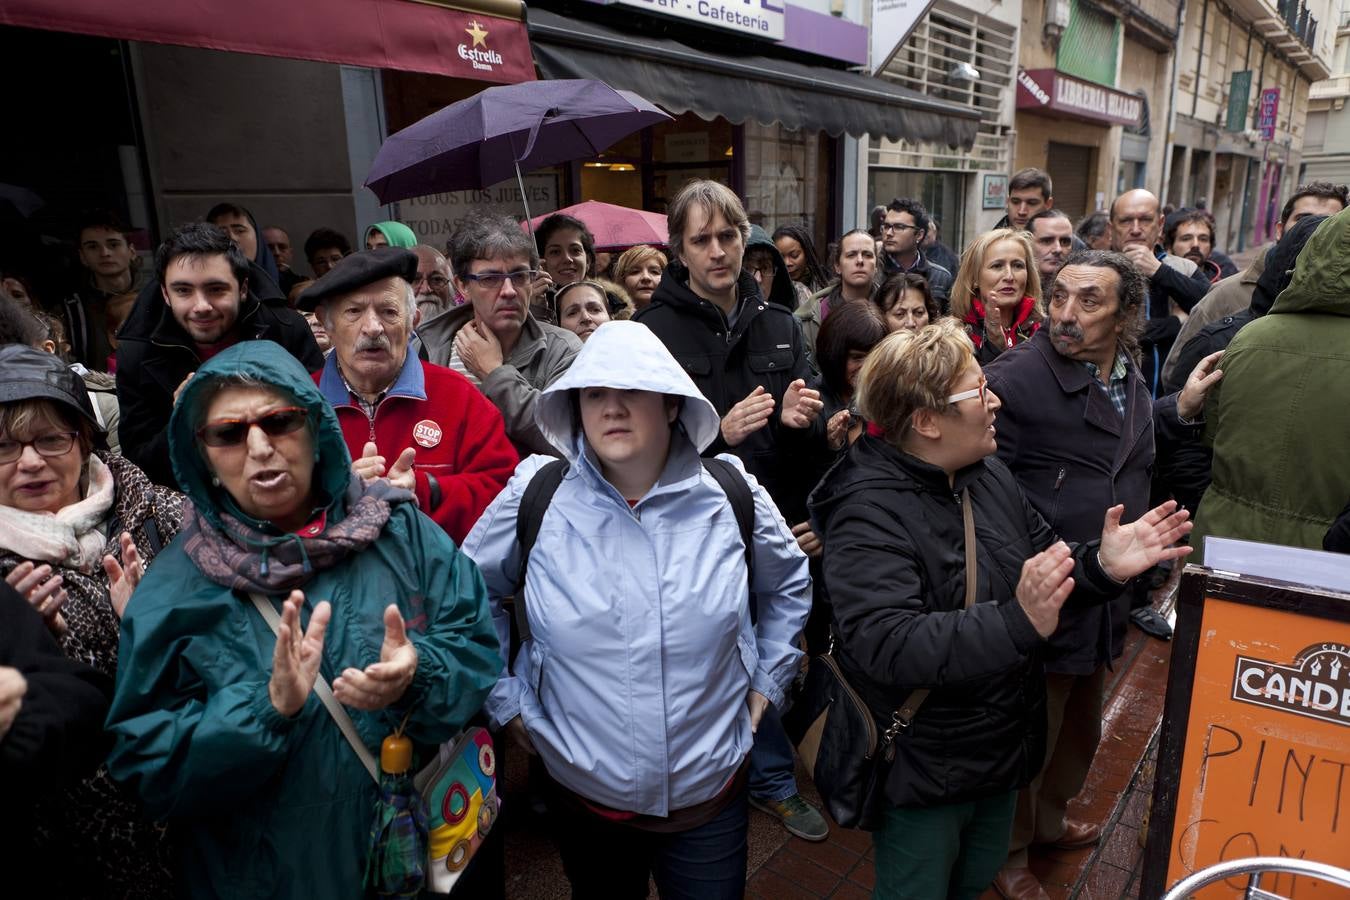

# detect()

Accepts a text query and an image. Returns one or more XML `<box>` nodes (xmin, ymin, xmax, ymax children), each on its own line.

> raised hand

<box><xmin>721</xmin><ymin>386</ymin><xmax>775</xmax><ymax>447</ymax></box>
<box><xmin>1176</xmin><ymin>350</ymin><xmax>1224</xmax><ymax>420</ymax></box>
<box><xmin>333</xmin><ymin>604</ymin><xmax>418</xmax><ymax>711</ymax></box>
<box><xmin>1098</xmin><ymin>501</ymin><xmax>1193</xmax><ymax>583</ymax></box>
<box><xmin>386</xmin><ymin>447</ymin><xmax>417</xmax><ymax>493</ymax></box>
<box><xmin>1016</xmin><ymin>541</ymin><xmax>1075</xmax><ymax>638</ymax></box>
<box><xmin>103</xmin><ymin>532</ymin><xmax>145</xmax><ymax>619</ymax></box>
<box><xmin>353</xmin><ymin>441</ymin><xmax>386</xmax><ymax>483</ymax></box>
<box><xmin>268</xmin><ymin>591</ymin><xmax>332</xmax><ymax>717</ymax></box>
<box><xmin>984</xmin><ymin>304</ymin><xmax>1007</xmax><ymax>351</ymax></box>
<box><xmin>780</xmin><ymin>379</ymin><xmax>824</xmax><ymax>429</ymax></box>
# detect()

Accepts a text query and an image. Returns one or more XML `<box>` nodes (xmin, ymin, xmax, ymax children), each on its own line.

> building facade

<box><xmin>1013</xmin><ymin>0</ymin><xmax>1181</xmax><ymax>226</ymax></box>
<box><xmin>1167</xmin><ymin>0</ymin><xmax>1335</xmax><ymax>251</ymax></box>
<box><xmin>868</xmin><ymin>0</ymin><xmax>1022</xmax><ymax>247</ymax></box>
<box><xmin>1302</xmin><ymin>4</ymin><xmax>1350</xmax><ymax>184</ymax></box>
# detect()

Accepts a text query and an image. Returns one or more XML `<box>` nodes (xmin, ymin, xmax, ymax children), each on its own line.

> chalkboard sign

<box><xmin>1141</xmin><ymin>567</ymin><xmax>1350</xmax><ymax>898</ymax></box>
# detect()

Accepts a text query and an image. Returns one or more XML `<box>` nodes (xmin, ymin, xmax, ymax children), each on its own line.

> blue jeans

<box><xmin>749</xmin><ymin>701</ymin><xmax>798</xmax><ymax>803</ymax></box>
<box><xmin>549</xmin><ymin>784</ymin><xmax>749</xmax><ymax>900</ymax></box>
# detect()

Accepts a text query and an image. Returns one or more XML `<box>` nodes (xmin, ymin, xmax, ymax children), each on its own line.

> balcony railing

<box><xmin>1276</xmin><ymin>0</ymin><xmax>1319</xmax><ymax>51</ymax></box>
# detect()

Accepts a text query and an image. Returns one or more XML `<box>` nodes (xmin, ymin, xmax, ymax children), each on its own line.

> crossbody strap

<box><xmin>248</xmin><ymin>592</ymin><xmax>380</xmax><ymax>783</ymax></box>
<box><xmin>888</xmin><ymin>487</ymin><xmax>978</xmax><ymax>733</ymax></box>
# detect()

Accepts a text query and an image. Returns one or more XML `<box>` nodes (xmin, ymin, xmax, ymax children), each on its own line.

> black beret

<box><xmin>296</xmin><ymin>247</ymin><xmax>419</xmax><ymax>311</ymax></box>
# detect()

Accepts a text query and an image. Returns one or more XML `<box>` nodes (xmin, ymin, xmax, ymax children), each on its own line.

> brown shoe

<box><xmin>1049</xmin><ymin>819</ymin><xmax>1102</xmax><ymax>850</ymax></box>
<box><xmin>993</xmin><ymin>865</ymin><xmax>1050</xmax><ymax>900</ymax></box>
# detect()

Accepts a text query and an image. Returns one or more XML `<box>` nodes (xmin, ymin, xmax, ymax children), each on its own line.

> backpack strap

<box><xmin>512</xmin><ymin>459</ymin><xmax>570</xmax><ymax>645</ymax></box>
<box><xmin>700</xmin><ymin>456</ymin><xmax>755</xmax><ymax>589</ymax></box>
<box><xmin>510</xmin><ymin>456</ymin><xmax>756</xmax><ymax>644</ymax></box>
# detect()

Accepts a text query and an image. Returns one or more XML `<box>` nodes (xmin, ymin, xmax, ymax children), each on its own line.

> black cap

<box><xmin>296</xmin><ymin>247</ymin><xmax>418</xmax><ymax>311</ymax></box>
<box><xmin>0</xmin><ymin>345</ymin><xmax>107</xmax><ymax>445</ymax></box>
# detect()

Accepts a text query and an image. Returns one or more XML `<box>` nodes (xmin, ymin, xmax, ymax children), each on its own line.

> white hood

<box><xmin>535</xmin><ymin>320</ymin><xmax>721</xmax><ymax>459</ymax></box>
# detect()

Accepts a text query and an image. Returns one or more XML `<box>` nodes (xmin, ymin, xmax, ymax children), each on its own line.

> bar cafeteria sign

<box><xmin>1016</xmin><ymin>68</ymin><xmax>1143</xmax><ymax>128</ymax></box>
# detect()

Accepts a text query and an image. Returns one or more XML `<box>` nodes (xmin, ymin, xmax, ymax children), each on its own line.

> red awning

<box><xmin>0</xmin><ymin>0</ymin><xmax>536</xmax><ymax>84</ymax></box>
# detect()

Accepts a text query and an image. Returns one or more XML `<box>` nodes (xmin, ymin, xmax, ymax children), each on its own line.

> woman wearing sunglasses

<box><xmin>808</xmin><ymin>319</ymin><xmax>1193</xmax><ymax>899</ymax></box>
<box><xmin>104</xmin><ymin>341</ymin><xmax>502</xmax><ymax>899</ymax></box>
<box><xmin>0</xmin><ymin>344</ymin><xmax>183</xmax><ymax>897</ymax></box>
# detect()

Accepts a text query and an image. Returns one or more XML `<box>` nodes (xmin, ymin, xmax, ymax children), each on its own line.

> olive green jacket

<box><xmin>1193</xmin><ymin>209</ymin><xmax>1350</xmax><ymax>559</ymax></box>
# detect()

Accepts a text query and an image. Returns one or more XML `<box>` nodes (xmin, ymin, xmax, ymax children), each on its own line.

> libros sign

<box><xmin>1015</xmin><ymin>68</ymin><xmax>1144</xmax><ymax>128</ymax></box>
<box><xmin>611</xmin><ymin>0</ymin><xmax>785</xmax><ymax>40</ymax></box>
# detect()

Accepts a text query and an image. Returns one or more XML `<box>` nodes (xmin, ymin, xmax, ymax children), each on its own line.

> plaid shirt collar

<box><xmin>1081</xmin><ymin>350</ymin><xmax>1130</xmax><ymax>418</ymax></box>
<box><xmin>337</xmin><ymin>363</ymin><xmax>388</xmax><ymax>419</ymax></box>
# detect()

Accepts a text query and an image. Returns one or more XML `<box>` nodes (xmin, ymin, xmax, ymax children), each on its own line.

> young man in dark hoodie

<box><xmin>633</xmin><ymin>179</ymin><xmax>829</xmax><ymax>842</ymax></box>
<box><xmin>115</xmin><ymin>223</ymin><xmax>323</xmax><ymax>489</ymax></box>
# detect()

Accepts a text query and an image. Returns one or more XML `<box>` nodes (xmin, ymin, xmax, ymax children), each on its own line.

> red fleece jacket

<box><xmin>315</xmin><ymin>361</ymin><xmax>518</xmax><ymax>544</ymax></box>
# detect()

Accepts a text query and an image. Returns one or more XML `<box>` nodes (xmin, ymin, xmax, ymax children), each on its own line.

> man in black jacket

<box><xmin>984</xmin><ymin>251</ymin><xmax>1154</xmax><ymax>900</ymax></box>
<box><xmin>115</xmin><ymin>223</ymin><xmax>323</xmax><ymax>489</ymax></box>
<box><xmin>1109</xmin><ymin>189</ymin><xmax>1210</xmax><ymax>395</ymax></box>
<box><xmin>879</xmin><ymin>197</ymin><xmax>954</xmax><ymax>313</ymax></box>
<box><xmin>633</xmin><ymin>179</ymin><xmax>828</xmax><ymax>843</ymax></box>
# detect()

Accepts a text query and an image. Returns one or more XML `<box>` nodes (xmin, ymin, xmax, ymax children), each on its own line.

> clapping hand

<box><xmin>1016</xmin><ymin>542</ymin><xmax>1075</xmax><ymax>638</ymax></box>
<box><xmin>721</xmin><ymin>386</ymin><xmax>775</xmax><ymax>447</ymax></box>
<box><xmin>1098</xmin><ymin>501</ymin><xmax>1193</xmax><ymax>583</ymax></box>
<box><xmin>103</xmin><ymin>532</ymin><xmax>143</xmax><ymax>619</ymax></box>
<box><xmin>6</xmin><ymin>562</ymin><xmax>68</xmax><ymax>636</ymax></box>
<box><xmin>268</xmin><ymin>591</ymin><xmax>332</xmax><ymax>717</ymax></box>
<box><xmin>826</xmin><ymin>408</ymin><xmax>852</xmax><ymax>450</ymax></box>
<box><xmin>353</xmin><ymin>442</ymin><xmax>387</xmax><ymax>483</ymax></box>
<box><xmin>333</xmin><ymin>604</ymin><xmax>418</xmax><ymax>711</ymax></box>
<box><xmin>781</xmin><ymin>379</ymin><xmax>823</xmax><ymax>429</ymax></box>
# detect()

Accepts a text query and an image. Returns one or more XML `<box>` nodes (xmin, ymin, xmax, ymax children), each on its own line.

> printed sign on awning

<box><xmin>0</xmin><ymin>0</ymin><xmax>536</xmax><ymax>84</ymax></box>
<box><xmin>1015</xmin><ymin>68</ymin><xmax>1143</xmax><ymax>128</ymax></box>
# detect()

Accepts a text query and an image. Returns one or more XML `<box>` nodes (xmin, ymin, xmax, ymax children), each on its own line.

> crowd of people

<box><xmin>1</xmin><ymin>166</ymin><xmax>1348</xmax><ymax>900</ymax></box>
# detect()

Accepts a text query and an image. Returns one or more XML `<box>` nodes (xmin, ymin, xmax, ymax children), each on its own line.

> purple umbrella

<box><xmin>365</xmin><ymin>79</ymin><xmax>671</xmax><ymax>220</ymax></box>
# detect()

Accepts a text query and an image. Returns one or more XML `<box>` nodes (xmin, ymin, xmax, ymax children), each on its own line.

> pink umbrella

<box><xmin>527</xmin><ymin>200</ymin><xmax>668</xmax><ymax>252</ymax></box>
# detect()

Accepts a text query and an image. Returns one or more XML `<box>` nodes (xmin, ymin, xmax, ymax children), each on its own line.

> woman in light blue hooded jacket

<box><xmin>462</xmin><ymin>319</ymin><xmax>811</xmax><ymax>899</ymax></box>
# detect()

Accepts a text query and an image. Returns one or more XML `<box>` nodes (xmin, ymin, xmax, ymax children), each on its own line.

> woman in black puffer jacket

<box><xmin>809</xmin><ymin>318</ymin><xmax>1192</xmax><ymax>899</ymax></box>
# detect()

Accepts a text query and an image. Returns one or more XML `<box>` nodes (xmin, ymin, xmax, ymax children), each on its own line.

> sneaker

<box><xmin>1130</xmin><ymin>605</ymin><xmax>1173</xmax><ymax>640</ymax></box>
<box><xmin>750</xmin><ymin>793</ymin><xmax>829</xmax><ymax>841</ymax></box>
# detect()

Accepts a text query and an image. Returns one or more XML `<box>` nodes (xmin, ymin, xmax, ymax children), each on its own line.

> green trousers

<box><xmin>871</xmin><ymin>790</ymin><xmax>1017</xmax><ymax>900</ymax></box>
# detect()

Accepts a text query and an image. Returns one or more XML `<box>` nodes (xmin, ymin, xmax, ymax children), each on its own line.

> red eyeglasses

<box><xmin>196</xmin><ymin>406</ymin><xmax>308</xmax><ymax>448</ymax></box>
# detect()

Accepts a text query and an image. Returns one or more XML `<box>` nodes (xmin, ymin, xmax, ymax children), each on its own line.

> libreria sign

<box><xmin>613</xmin><ymin>0</ymin><xmax>786</xmax><ymax>40</ymax></box>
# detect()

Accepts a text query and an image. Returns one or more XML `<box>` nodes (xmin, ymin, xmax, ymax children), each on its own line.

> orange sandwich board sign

<box><xmin>1141</xmin><ymin>567</ymin><xmax>1350</xmax><ymax>898</ymax></box>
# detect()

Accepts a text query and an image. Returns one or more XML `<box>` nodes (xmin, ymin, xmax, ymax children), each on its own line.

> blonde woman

<box><xmin>950</xmin><ymin>228</ymin><xmax>1043</xmax><ymax>362</ymax></box>
<box><xmin>612</xmin><ymin>244</ymin><xmax>668</xmax><ymax>310</ymax></box>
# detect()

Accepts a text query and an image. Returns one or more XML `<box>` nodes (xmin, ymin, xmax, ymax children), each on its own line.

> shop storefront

<box><xmin>0</xmin><ymin>0</ymin><xmax>536</xmax><ymax>260</ymax></box>
<box><xmin>1014</xmin><ymin>67</ymin><xmax>1145</xmax><ymax>221</ymax></box>
<box><xmin>522</xmin><ymin>2</ymin><xmax>979</xmax><ymax>250</ymax></box>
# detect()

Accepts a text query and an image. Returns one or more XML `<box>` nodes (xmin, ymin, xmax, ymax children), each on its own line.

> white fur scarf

<box><xmin>0</xmin><ymin>454</ymin><xmax>116</xmax><ymax>573</ymax></box>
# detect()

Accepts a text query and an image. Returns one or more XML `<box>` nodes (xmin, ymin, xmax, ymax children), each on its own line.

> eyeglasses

<box><xmin>0</xmin><ymin>432</ymin><xmax>77</xmax><ymax>464</ymax></box>
<box><xmin>461</xmin><ymin>270</ymin><xmax>538</xmax><ymax>290</ymax></box>
<box><xmin>746</xmin><ymin>263</ymin><xmax>775</xmax><ymax>279</ymax></box>
<box><xmin>946</xmin><ymin>379</ymin><xmax>988</xmax><ymax>405</ymax></box>
<box><xmin>415</xmin><ymin>273</ymin><xmax>450</xmax><ymax>290</ymax></box>
<box><xmin>882</xmin><ymin>222</ymin><xmax>919</xmax><ymax>233</ymax></box>
<box><xmin>196</xmin><ymin>406</ymin><xmax>308</xmax><ymax>448</ymax></box>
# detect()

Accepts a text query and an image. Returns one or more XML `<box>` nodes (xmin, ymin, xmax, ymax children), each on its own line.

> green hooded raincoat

<box><xmin>1192</xmin><ymin>208</ymin><xmax>1350</xmax><ymax>558</ymax></box>
<box><xmin>104</xmin><ymin>342</ymin><xmax>501</xmax><ymax>899</ymax></box>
